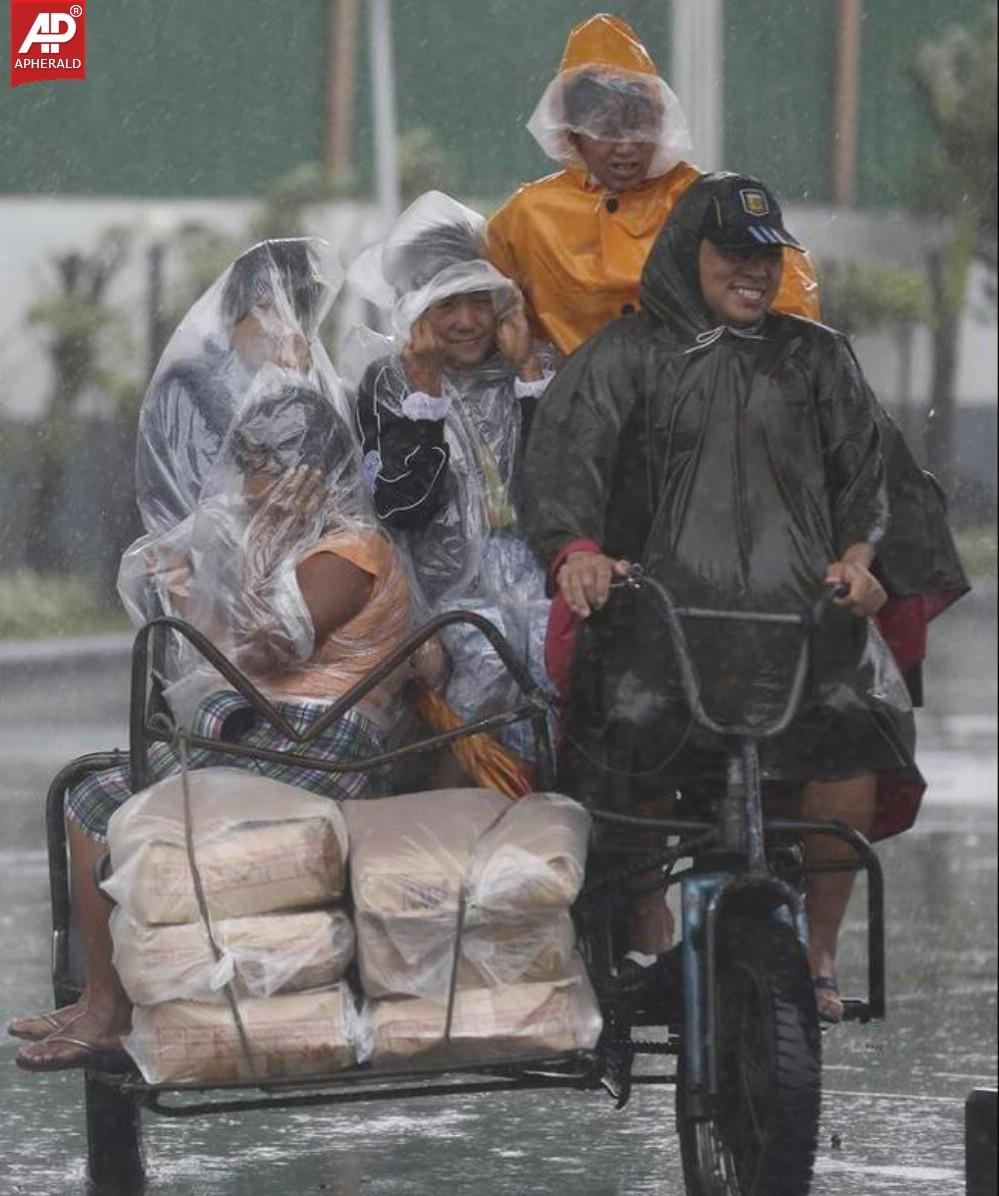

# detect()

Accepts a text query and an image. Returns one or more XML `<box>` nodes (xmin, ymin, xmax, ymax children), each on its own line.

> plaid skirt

<box><xmin>66</xmin><ymin>689</ymin><xmax>388</xmax><ymax>843</ymax></box>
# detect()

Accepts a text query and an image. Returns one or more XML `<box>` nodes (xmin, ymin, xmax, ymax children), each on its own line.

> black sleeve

<box><xmin>353</xmin><ymin>358</ymin><xmax>451</xmax><ymax>531</ymax></box>
<box><xmin>813</xmin><ymin>333</ymin><xmax>887</xmax><ymax>553</ymax></box>
<box><xmin>523</xmin><ymin>328</ymin><xmax>640</xmax><ymax>568</ymax></box>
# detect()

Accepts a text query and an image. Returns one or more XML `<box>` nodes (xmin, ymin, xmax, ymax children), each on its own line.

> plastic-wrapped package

<box><xmin>346</xmin><ymin>787</ymin><xmax>508</xmax><ymax>898</ymax></box>
<box><xmin>347</xmin><ymin>191</ymin><xmax>520</xmax><ymax>342</ymax></box>
<box><xmin>346</xmin><ymin>789</ymin><xmax>590</xmax><ymax>911</ymax></box>
<box><xmin>125</xmin><ymin>987</ymin><xmax>357</xmax><ymax>1084</ymax></box>
<box><xmin>464</xmin><ymin>791</ymin><xmax>591</xmax><ymax>909</ymax></box>
<box><xmin>359</xmin><ymin>964</ymin><xmax>602</xmax><ymax>1069</ymax></box>
<box><xmin>344</xmin><ymin>789</ymin><xmax>591</xmax><ymax>1000</ymax></box>
<box><xmin>103</xmin><ymin>769</ymin><xmax>349</xmax><ymax>924</ymax></box>
<box><xmin>111</xmin><ymin>907</ymin><xmax>355</xmax><ymax>1005</ymax></box>
<box><xmin>354</xmin><ymin>909</ymin><xmax>576</xmax><ymax>998</ymax></box>
<box><xmin>135</xmin><ymin>237</ymin><xmax>348</xmax><ymax>536</ymax></box>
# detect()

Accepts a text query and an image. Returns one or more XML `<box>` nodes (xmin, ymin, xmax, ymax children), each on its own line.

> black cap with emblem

<box><xmin>701</xmin><ymin>173</ymin><xmax>803</xmax><ymax>251</ymax></box>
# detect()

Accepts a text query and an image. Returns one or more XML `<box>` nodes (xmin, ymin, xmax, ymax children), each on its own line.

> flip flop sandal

<box><xmin>7</xmin><ymin>1006</ymin><xmax>79</xmax><ymax>1042</ymax></box>
<box><xmin>15</xmin><ymin>1033</ymin><xmax>131</xmax><ymax>1073</ymax></box>
<box><xmin>813</xmin><ymin>975</ymin><xmax>844</xmax><ymax>1024</ymax></box>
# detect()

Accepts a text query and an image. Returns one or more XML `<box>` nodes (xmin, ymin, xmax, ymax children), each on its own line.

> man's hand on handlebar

<box><xmin>556</xmin><ymin>551</ymin><xmax>632</xmax><ymax>617</ymax></box>
<box><xmin>825</xmin><ymin>556</ymin><xmax>887</xmax><ymax>618</ymax></box>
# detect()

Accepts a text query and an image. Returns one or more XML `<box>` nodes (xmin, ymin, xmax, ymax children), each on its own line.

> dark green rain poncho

<box><xmin>524</xmin><ymin>173</ymin><xmax>967</xmax><ymax>840</ymax></box>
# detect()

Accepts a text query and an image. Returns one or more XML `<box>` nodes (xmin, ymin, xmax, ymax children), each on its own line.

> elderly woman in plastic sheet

<box><xmin>347</xmin><ymin>191</ymin><xmax>559</xmax><ymax>765</ymax></box>
<box><xmin>523</xmin><ymin>173</ymin><xmax>967</xmax><ymax>1021</ymax></box>
<box><xmin>134</xmin><ymin>236</ymin><xmax>346</xmax><ymax>535</ymax></box>
<box><xmin>10</xmin><ymin>371</ymin><xmax>412</xmax><ymax>1070</ymax></box>
<box><xmin>486</xmin><ymin>12</ymin><xmax>821</xmax><ymax>358</ymax></box>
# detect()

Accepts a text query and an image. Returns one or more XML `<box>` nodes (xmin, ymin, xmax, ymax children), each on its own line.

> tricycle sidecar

<box><xmin>40</xmin><ymin>597</ymin><xmax>886</xmax><ymax>1196</ymax></box>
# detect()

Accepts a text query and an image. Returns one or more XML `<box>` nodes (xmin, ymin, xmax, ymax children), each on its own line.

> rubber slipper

<box><xmin>7</xmin><ymin>1005</ymin><xmax>79</xmax><ymax>1042</ymax></box>
<box><xmin>15</xmin><ymin>1032</ymin><xmax>131</xmax><ymax>1073</ymax></box>
<box><xmin>813</xmin><ymin>975</ymin><xmax>844</xmax><ymax>1024</ymax></box>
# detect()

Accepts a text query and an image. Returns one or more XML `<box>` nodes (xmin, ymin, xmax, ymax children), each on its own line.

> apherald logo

<box><xmin>19</xmin><ymin>10</ymin><xmax>77</xmax><ymax>52</ymax></box>
<box><xmin>10</xmin><ymin>0</ymin><xmax>86</xmax><ymax>86</ymax></box>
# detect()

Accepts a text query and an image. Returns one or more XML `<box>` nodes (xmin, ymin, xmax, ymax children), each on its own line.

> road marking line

<box><xmin>929</xmin><ymin>1070</ymin><xmax>999</xmax><ymax>1081</ymax></box>
<box><xmin>824</xmin><ymin>1088</ymin><xmax>968</xmax><ymax>1105</ymax></box>
<box><xmin>814</xmin><ymin>1158</ymin><xmax>961</xmax><ymax>1180</ymax></box>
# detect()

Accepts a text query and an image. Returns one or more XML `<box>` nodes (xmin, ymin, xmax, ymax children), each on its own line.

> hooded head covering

<box><xmin>225</xmin><ymin>369</ymin><xmax>352</xmax><ymax>485</ymax></box>
<box><xmin>120</xmin><ymin>365</ymin><xmax>376</xmax><ymax>715</ymax></box>
<box><xmin>638</xmin><ymin>172</ymin><xmax>806</xmax><ymax>341</ymax></box>
<box><xmin>149</xmin><ymin>238</ymin><xmax>340</xmax><ymax>383</ymax></box>
<box><xmin>527</xmin><ymin>14</ymin><xmax>692</xmax><ymax>178</ymax></box>
<box><xmin>135</xmin><ymin>238</ymin><xmax>346</xmax><ymax>535</ymax></box>
<box><xmin>347</xmin><ymin>191</ymin><xmax>519</xmax><ymax>341</ymax></box>
<box><xmin>198</xmin><ymin>363</ymin><xmax>367</xmax><ymax>529</ymax></box>
<box><xmin>221</xmin><ymin>240</ymin><xmax>331</xmax><ymax>334</ymax></box>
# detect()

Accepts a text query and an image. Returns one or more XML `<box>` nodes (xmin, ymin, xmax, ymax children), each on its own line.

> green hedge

<box><xmin>0</xmin><ymin>570</ymin><xmax>129</xmax><ymax>640</ymax></box>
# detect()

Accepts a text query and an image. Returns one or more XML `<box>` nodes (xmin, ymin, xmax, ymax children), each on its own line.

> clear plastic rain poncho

<box><xmin>347</xmin><ymin>192</ymin><xmax>556</xmax><ymax>755</ymax></box>
<box><xmin>135</xmin><ymin>238</ymin><xmax>346</xmax><ymax>535</ymax></box>
<box><xmin>527</xmin><ymin>64</ymin><xmax>692</xmax><ymax>179</ymax></box>
<box><xmin>120</xmin><ymin>364</ymin><xmax>408</xmax><ymax>726</ymax></box>
<box><xmin>348</xmin><ymin>190</ymin><xmax>522</xmax><ymax>343</ymax></box>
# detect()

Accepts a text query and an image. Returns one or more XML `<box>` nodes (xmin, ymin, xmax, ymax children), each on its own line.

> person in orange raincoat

<box><xmin>487</xmin><ymin>12</ymin><xmax>821</xmax><ymax>356</ymax></box>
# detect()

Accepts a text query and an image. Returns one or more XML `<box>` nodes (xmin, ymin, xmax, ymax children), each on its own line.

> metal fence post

<box><xmin>85</xmin><ymin>1072</ymin><xmax>145</xmax><ymax>1194</ymax></box>
<box><xmin>966</xmin><ymin>1087</ymin><xmax>998</xmax><ymax>1196</ymax></box>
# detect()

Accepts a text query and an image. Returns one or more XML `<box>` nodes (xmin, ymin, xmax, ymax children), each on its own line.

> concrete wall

<box><xmin>3</xmin><ymin>195</ymin><xmax>994</xmax><ymax>417</ymax></box>
<box><xmin>0</xmin><ymin>195</ymin><xmax>383</xmax><ymax>421</ymax></box>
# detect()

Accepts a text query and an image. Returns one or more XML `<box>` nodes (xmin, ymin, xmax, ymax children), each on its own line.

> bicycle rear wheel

<box><xmin>676</xmin><ymin>914</ymin><xmax>821</xmax><ymax>1196</ymax></box>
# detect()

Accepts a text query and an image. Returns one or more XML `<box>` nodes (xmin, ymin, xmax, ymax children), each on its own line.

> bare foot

<box><xmin>628</xmin><ymin>888</ymin><xmax>674</xmax><ymax>956</ymax></box>
<box><xmin>808</xmin><ymin>947</ymin><xmax>844</xmax><ymax>1023</ymax></box>
<box><xmin>7</xmin><ymin>1003</ymin><xmax>81</xmax><ymax>1042</ymax></box>
<box><xmin>812</xmin><ymin>975</ymin><xmax>844</xmax><ymax>1024</ymax></box>
<box><xmin>15</xmin><ymin>1006</ymin><xmax>131</xmax><ymax>1072</ymax></box>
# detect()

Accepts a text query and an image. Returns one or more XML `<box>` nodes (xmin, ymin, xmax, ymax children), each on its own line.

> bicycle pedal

<box><xmin>599</xmin><ymin>1046</ymin><xmax>634</xmax><ymax>1109</ymax></box>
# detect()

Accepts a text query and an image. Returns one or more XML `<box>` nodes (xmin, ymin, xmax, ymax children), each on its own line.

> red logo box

<box><xmin>10</xmin><ymin>0</ymin><xmax>86</xmax><ymax>87</ymax></box>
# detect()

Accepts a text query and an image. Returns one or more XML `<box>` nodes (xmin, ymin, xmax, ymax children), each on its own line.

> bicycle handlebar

<box><xmin>612</xmin><ymin>566</ymin><xmax>849</xmax><ymax>741</ymax></box>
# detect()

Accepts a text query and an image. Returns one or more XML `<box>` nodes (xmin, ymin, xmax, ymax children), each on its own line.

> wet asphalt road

<box><xmin>0</xmin><ymin>593</ymin><xmax>995</xmax><ymax>1195</ymax></box>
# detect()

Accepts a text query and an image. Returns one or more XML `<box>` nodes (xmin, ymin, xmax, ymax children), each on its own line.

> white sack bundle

<box><xmin>361</xmin><ymin>964</ymin><xmax>602</xmax><ymax>1068</ymax></box>
<box><xmin>112</xmin><ymin>907</ymin><xmax>355</xmax><ymax>1004</ymax></box>
<box><xmin>126</xmin><ymin>987</ymin><xmax>356</xmax><ymax>1084</ymax></box>
<box><xmin>354</xmin><ymin>908</ymin><xmax>576</xmax><ymax>998</ymax></box>
<box><xmin>345</xmin><ymin>789</ymin><xmax>591</xmax><ymax>999</ymax></box>
<box><xmin>104</xmin><ymin>769</ymin><xmax>349</xmax><ymax>924</ymax></box>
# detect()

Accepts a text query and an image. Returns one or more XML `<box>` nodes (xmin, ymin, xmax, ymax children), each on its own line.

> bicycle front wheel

<box><xmin>676</xmin><ymin>914</ymin><xmax>821</xmax><ymax>1196</ymax></box>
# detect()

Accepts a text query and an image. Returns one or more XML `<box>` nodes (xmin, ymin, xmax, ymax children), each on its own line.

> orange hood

<box><xmin>557</xmin><ymin>13</ymin><xmax>660</xmax><ymax>78</ymax></box>
<box><xmin>525</xmin><ymin>13</ymin><xmax>689</xmax><ymax>180</ymax></box>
